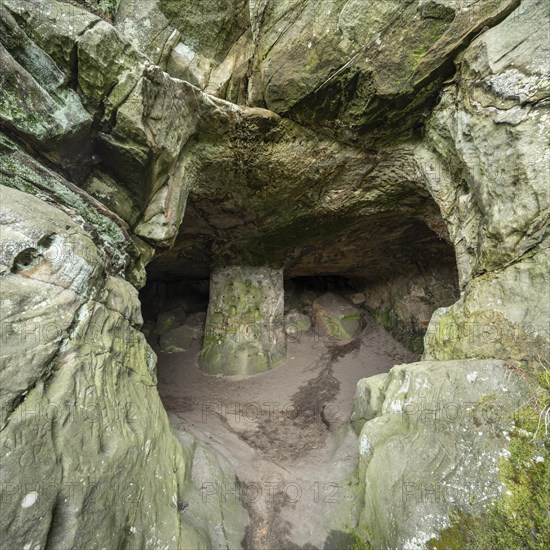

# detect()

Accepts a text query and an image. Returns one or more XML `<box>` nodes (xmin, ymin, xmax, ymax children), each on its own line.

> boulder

<box><xmin>76</xmin><ymin>19</ymin><xmax>147</xmax><ymax>114</ymax></box>
<box><xmin>248</xmin><ymin>0</ymin><xmax>517</xmax><ymax>138</ymax></box>
<box><xmin>159</xmin><ymin>312</ymin><xmax>206</xmax><ymax>353</ymax></box>
<box><xmin>2</xmin><ymin>0</ymin><xmax>200</xmax><ymax>249</ymax></box>
<box><xmin>424</xmin><ymin>248</ymin><xmax>550</xmax><ymax>364</ymax></box>
<box><xmin>115</xmin><ymin>0</ymin><xmax>519</xmax><ymax>143</ymax></box>
<box><xmin>349</xmin><ymin>292</ymin><xmax>367</xmax><ymax>306</ymax></box>
<box><xmin>81</xmin><ymin>170</ymin><xmax>142</xmax><ymax>227</ymax></box>
<box><xmin>354</xmin><ymin>359</ymin><xmax>532</xmax><ymax>548</ymax></box>
<box><xmin>284</xmin><ymin>310</ymin><xmax>312</xmax><ymax>337</ymax></box>
<box><xmin>98</xmin><ymin>66</ymin><xmax>200</xmax><ymax>247</ymax></box>
<box><xmin>155</xmin><ymin>306</ymin><xmax>186</xmax><ymax>336</ymax></box>
<box><xmin>3</xmin><ymin>0</ymin><xmax>98</xmax><ymax>75</ymax></box>
<box><xmin>170</xmin><ymin>416</ymin><xmax>249</xmax><ymax>549</ymax></box>
<box><xmin>312</xmin><ymin>292</ymin><xmax>362</xmax><ymax>341</ymax></box>
<box><xmin>116</xmin><ymin>0</ymin><xmax>250</xmax><ymax>98</ymax></box>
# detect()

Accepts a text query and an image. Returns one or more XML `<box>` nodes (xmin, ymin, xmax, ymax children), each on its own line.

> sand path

<box><xmin>155</xmin><ymin>317</ymin><xmax>417</xmax><ymax>549</ymax></box>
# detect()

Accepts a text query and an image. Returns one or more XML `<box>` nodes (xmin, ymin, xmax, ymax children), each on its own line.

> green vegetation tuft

<box><xmin>72</xmin><ymin>0</ymin><xmax>119</xmax><ymax>21</ymax></box>
<box><xmin>348</xmin><ymin>529</ymin><xmax>373</xmax><ymax>550</ymax></box>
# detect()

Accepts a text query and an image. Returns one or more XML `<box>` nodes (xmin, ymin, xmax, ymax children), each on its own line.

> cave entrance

<box><xmin>139</xmin><ymin>269</ymin><xmax>425</xmax><ymax>548</ymax></box>
<box><xmin>138</xmin><ymin>214</ymin><xmax>460</xmax><ymax>549</ymax></box>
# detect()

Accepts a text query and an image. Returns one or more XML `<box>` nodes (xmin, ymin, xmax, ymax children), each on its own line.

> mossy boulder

<box><xmin>116</xmin><ymin>0</ymin><xmax>250</xmax><ymax>97</ymax></box>
<box><xmin>416</xmin><ymin>0</ymin><xmax>550</xmax><ymax>364</ymax></box>
<box><xmin>3</xmin><ymin>0</ymin><xmax>99</xmax><ymax>75</ymax></box>
<box><xmin>427</xmin><ymin>365</ymin><xmax>549</xmax><ymax>548</ymax></box>
<box><xmin>362</xmin><ymin>266</ymin><xmax>459</xmax><ymax>354</ymax></box>
<box><xmin>354</xmin><ymin>359</ymin><xmax>532</xmax><ymax>548</ymax></box>
<box><xmin>159</xmin><ymin>312</ymin><xmax>206</xmax><ymax>353</ymax></box>
<box><xmin>313</xmin><ymin>292</ymin><xmax>362</xmax><ymax>341</ymax></box>
<box><xmin>115</xmin><ymin>0</ymin><xmax>519</xmax><ymax>141</ymax></box>
<box><xmin>284</xmin><ymin>311</ymin><xmax>312</xmax><ymax>337</ymax></box>
<box><xmin>81</xmin><ymin>170</ymin><xmax>142</xmax><ymax>226</ymax></box>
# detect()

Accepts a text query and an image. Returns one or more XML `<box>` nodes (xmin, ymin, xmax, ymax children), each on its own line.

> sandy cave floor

<box><xmin>153</xmin><ymin>317</ymin><xmax>418</xmax><ymax>549</ymax></box>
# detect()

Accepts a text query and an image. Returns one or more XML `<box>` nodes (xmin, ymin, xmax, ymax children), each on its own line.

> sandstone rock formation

<box><xmin>0</xmin><ymin>0</ymin><xmax>548</xmax><ymax>547</ymax></box>
<box><xmin>0</xmin><ymin>2</ymin><xmax>248</xmax><ymax>546</ymax></box>
<box><xmin>418</xmin><ymin>0</ymin><xmax>550</xmax><ymax>365</ymax></box>
<box><xmin>351</xmin><ymin>359</ymin><xmax>532</xmax><ymax>548</ymax></box>
<box><xmin>200</xmin><ymin>266</ymin><xmax>286</xmax><ymax>374</ymax></box>
<box><xmin>0</xmin><ymin>184</ymin><xmax>245</xmax><ymax>548</ymax></box>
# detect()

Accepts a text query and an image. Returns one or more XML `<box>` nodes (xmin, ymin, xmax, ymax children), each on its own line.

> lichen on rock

<box><xmin>353</xmin><ymin>359</ymin><xmax>533</xmax><ymax>548</ymax></box>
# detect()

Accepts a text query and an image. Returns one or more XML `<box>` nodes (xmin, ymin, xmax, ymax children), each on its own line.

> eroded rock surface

<box><xmin>353</xmin><ymin>359</ymin><xmax>532</xmax><ymax>548</ymax></box>
<box><xmin>418</xmin><ymin>0</ymin><xmax>550</xmax><ymax>364</ymax></box>
<box><xmin>0</xmin><ymin>2</ymin><xmax>249</xmax><ymax>546</ymax></box>
<box><xmin>0</xmin><ymin>186</ymin><xmax>247</xmax><ymax>548</ymax></box>
<box><xmin>116</xmin><ymin>0</ymin><xmax>521</xmax><ymax>141</ymax></box>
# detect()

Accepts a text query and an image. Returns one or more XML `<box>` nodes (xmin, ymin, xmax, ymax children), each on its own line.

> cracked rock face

<box><xmin>418</xmin><ymin>0</ymin><xmax>550</xmax><ymax>364</ymax></box>
<box><xmin>116</xmin><ymin>0</ymin><xmax>521</xmax><ymax>140</ymax></box>
<box><xmin>0</xmin><ymin>0</ymin><xmax>548</xmax><ymax>548</ymax></box>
